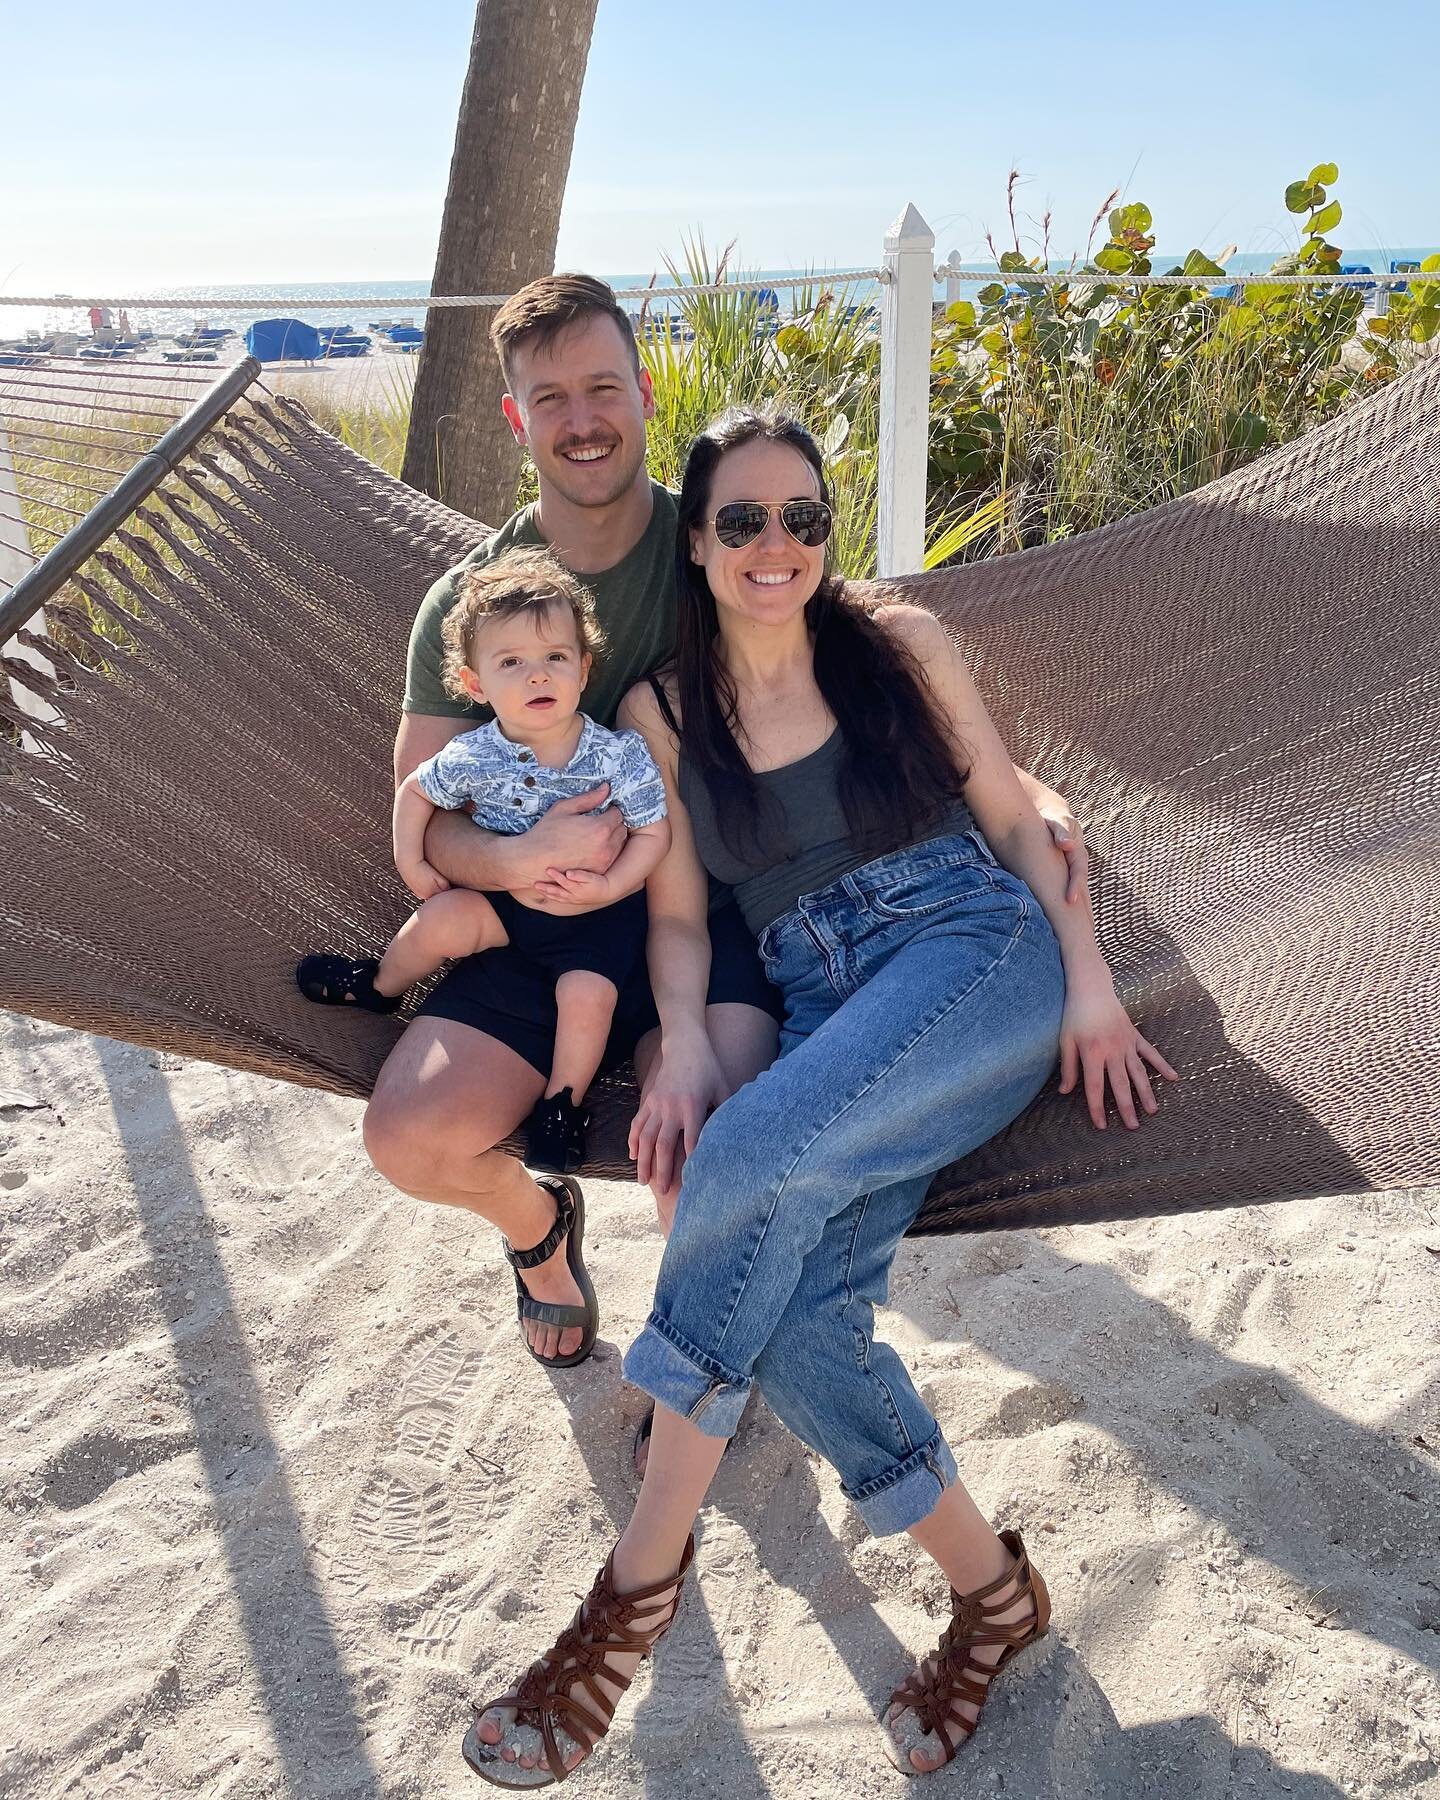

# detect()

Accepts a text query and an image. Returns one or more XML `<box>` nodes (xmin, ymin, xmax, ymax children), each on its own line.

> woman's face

<box><xmin>688</xmin><ymin>439</ymin><xmax>827</xmax><ymax>632</ymax></box>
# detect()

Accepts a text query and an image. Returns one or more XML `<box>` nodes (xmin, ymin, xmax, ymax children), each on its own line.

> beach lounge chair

<box><xmin>244</xmin><ymin>318</ymin><xmax>323</xmax><ymax>363</ymax></box>
<box><xmin>2</xmin><ymin>362</ymin><xmax>1437</xmax><ymax>1231</ymax></box>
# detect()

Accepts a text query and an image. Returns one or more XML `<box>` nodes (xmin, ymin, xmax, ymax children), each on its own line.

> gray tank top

<box><xmin>678</xmin><ymin>726</ymin><xmax>975</xmax><ymax>936</ymax></box>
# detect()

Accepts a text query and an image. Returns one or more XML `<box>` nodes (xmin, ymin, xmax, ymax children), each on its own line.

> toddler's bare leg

<box><xmin>549</xmin><ymin>970</ymin><xmax>618</xmax><ymax>1101</ymax></box>
<box><xmin>375</xmin><ymin>891</ymin><xmax>508</xmax><ymax>997</ymax></box>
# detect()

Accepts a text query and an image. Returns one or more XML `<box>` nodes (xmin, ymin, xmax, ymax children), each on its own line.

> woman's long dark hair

<box><xmin>673</xmin><ymin>406</ymin><xmax>969</xmax><ymax>863</ymax></box>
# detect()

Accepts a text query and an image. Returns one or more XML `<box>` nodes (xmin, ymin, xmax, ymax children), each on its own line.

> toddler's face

<box><xmin>462</xmin><ymin>603</ymin><xmax>590</xmax><ymax>734</ymax></box>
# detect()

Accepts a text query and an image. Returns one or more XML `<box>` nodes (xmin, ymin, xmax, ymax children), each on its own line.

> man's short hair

<box><xmin>441</xmin><ymin>546</ymin><xmax>606</xmax><ymax>702</ymax></box>
<box><xmin>489</xmin><ymin>273</ymin><xmax>640</xmax><ymax>391</ymax></box>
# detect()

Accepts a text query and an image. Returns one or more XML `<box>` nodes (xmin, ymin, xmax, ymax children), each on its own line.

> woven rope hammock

<box><xmin>2</xmin><ymin>363</ymin><xmax>1437</xmax><ymax>1231</ymax></box>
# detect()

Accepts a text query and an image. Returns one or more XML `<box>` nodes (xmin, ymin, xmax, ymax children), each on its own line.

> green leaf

<box><xmin>1284</xmin><ymin>181</ymin><xmax>1314</xmax><ymax>214</ymax></box>
<box><xmin>1422</xmin><ymin>254</ymin><xmax>1440</xmax><ymax>273</ymax></box>
<box><xmin>998</xmin><ymin>250</ymin><xmax>1031</xmax><ymax>273</ymax></box>
<box><xmin>1310</xmin><ymin>200</ymin><xmax>1342</xmax><ymax>234</ymax></box>
<box><xmin>1110</xmin><ymin>201</ymin><xmax>1153</xmax><ymax>235</ymax></box>
<box><xmin>976</xmin><ymin>283</ymin><xmax>1005</xmax><ymax>305</ymax></box>
<box><xmin>774</xmin><ymin>323</ymin><xmax>812</xmax><ymax>356</ymax></box>
<box><xmin>1095</xmin><ymin>246</ymin><xmax>1133</xmax><ymax>274</ymax></box>
<box><xmin>1409</xmin><ymin>308</ymin><xmax>1440</xmax><ymax>344</ymax></box>
<box><xmin>1181</xmin><ymin>249</ymin><xmax>1227</xmax><ymax>278</ymax></box>
<box><xmin>1307</xmin><ymin>161</ymin><xmax>1339</xmax><ymax>188</ymax></box>
<box><xmin>1224</xmin><ymin>409</ymin><xmax>1270</xmax><ymax>454</ymax></box>
<box><xmin>945</xmin><ymin>300</ymin><xmax>977</xmax><ymax>329</ymax></box>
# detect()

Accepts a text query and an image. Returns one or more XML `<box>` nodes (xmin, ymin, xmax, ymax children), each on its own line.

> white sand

<box><xmin>1</xmin><ymin>1010</ymin><xmax>1437</xmax><ymax>1798</ymax></box>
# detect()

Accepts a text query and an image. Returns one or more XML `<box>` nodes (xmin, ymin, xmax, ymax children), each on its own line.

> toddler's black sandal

<box><xmin>295</xmin><ymin>953</ymin><xmax>402</xmax><ymax>1014</ymax></box>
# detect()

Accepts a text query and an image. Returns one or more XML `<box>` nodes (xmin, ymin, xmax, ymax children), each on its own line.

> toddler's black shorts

<box><xmin>415</xmin><ymin>893</ymin><xmax>784</xmax><ymax>1078</ymax></box>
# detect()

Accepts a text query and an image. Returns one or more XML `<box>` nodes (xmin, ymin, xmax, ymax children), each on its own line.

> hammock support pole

<box><xmin>0</xmin><ymin>356</ymin><xmax>262</xmax><ymax>643</ymax></box>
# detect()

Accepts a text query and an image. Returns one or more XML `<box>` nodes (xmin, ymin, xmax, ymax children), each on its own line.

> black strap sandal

<box><xmin>295</xmin><ymin>953</ymin><xmax>401</xmax><ymax>1014</ymax></box>
<box><xmin>504</xmin><ymin>1175</ymin><xmax>598</xmax><ymax>1370</ymax></box>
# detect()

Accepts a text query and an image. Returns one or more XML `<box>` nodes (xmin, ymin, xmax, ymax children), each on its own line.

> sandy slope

<box><xmin>1</xmin><ymin>1010</ymin><xmax>1436</xmax><ymax>1799</ymax></box>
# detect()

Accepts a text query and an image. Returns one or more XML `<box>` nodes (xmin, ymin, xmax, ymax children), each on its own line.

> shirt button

<box><xmin>523</xmin><ymin>775</ymin><xmax>536</xmax><ymax>788</ymax></box>
<box><xmin>517</xmin><ymin>750</ymin><xmax>533</xmax><ymax>762</ymax></box>
<box><xmin>512</xmin><ymin>797</ymin><xmax>523</xmax><ymax>807</ymax></box>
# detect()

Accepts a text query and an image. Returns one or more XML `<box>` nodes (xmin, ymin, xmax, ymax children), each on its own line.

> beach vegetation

<box><xmin>306</xmin><ymin>163</ymin><xmax>1429</xmax><ymax>578</ymax></box>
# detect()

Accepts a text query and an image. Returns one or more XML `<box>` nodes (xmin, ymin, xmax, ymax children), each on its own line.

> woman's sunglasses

<box><xmin>708</xmin><ymin>499</ymin><xmax>834</xmax><ymax>550</ymax></box>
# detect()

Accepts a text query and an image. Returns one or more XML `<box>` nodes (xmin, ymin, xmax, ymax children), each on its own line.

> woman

<box><xmin>465</xmin><ymin>408</ymin><xmax>1175</xmax><ymax>1785</ymax></box>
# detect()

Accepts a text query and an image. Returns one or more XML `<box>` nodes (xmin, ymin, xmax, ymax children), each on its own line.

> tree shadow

<box><xmin>88</xmin><ymin>1035</ymin><xmax>384</xmax><ymax>1796</ymax></box>
<box><xmin>887</xmin><ymin>1228</ymin><xmax>1438</xmax><ymax>1668</ymax></box>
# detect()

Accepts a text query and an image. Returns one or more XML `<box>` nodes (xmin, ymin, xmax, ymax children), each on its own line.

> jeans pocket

<box><xmin>868</xmin><ymin>859</ymin><xmax>991</xmax><ymax>921</ymax></box>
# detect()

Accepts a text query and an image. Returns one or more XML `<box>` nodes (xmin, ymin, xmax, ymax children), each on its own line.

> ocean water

<box><xmin>1</xmin><ymin>252</ymin><xmax>1433</xmax><ymax>343</ymax></box>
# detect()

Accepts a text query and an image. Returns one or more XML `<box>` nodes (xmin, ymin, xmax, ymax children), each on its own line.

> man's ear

<box><xmin>638</xmin><ymin>365</ymin><xmax>656</xmax><ymax>422</ymax></box>
<box><xmin>501</xmin><ymin>394</ymin><xmax>527</xmax><ymax>447</ymax></box>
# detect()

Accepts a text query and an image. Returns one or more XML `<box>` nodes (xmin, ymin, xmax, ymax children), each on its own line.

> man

<box><xmin>363</xmin><ymin>274</ymin><xmax>1087</xmax><ymax>1369</ymax></box>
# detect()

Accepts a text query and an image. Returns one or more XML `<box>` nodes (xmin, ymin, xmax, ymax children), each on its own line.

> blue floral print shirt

<box><xmin>414</xmin><ymin>715</ymin><xmax>667</xmax><ymax>835</ymax></box>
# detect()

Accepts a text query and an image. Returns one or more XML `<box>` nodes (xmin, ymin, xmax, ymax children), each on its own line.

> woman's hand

<box><xmin>630</xmin><ymin>1030</ymin><xmax>731</xmax><ymax>1224</ymax></box>
<box><xmin>1058</xmin><ymin>970</ymin><xmax>1178</xmax><ymax>1129</ymax></box>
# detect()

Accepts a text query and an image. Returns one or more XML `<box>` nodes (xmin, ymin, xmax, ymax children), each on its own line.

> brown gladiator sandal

<box><xmin>883</xmin><ymin>1528</ymin><xmax>1052</xmax><ymax>1775</ymax></box>
<box><xmin>462</xmin><ymin>1536</ymin><xmax>696</xmax><ymax>1789</ymax></box>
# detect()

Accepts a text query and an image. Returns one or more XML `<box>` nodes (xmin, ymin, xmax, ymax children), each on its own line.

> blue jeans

<box><xmin>622</xmin><ymin>831</ymin><xmax>1065</xmax><ymax>1536</ymax></box>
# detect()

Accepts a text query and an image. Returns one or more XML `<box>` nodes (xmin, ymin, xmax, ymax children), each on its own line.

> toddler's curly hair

<box><xmin>441</xmin><ymin>546</ymin><xmax>606</xmax><ymax>702</ymax></box>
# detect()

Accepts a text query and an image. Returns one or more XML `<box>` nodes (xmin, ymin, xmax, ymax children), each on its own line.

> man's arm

<box><xmin>393</xmin><ymin>711</ymin><xmax>629</xmax><ymax>893</ymax></box>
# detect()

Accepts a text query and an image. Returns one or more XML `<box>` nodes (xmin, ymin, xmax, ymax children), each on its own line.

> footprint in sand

<box><xmin>337</xmin><ymin>1326</ymin><xmax>486</xmax><ymax>1597</ymax></box>
<box><xmin>349</xmin><ymin>1468</ymin><xmax>456</xmax><ymax>1583</ymax></box>
<box><xmin>0</xmin><ymin>1168</ymin><xmax>28</xmax><ymax>1190</ymax></box>
<box><xmin>397</xmin><ymin>1597</ymin><xmax>469</xmax><ymax>1664</ymax></box>
<box><xmin>398</xmin><ymin>1326</ymin><xmax>483</xmax><ymax>1417</ymax></box>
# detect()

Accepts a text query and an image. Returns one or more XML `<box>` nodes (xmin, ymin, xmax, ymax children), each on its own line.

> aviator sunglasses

<box><xmin>707</xmin><ymin>498</ymin><xmax>834</xmax><ymax>550</ymax></box>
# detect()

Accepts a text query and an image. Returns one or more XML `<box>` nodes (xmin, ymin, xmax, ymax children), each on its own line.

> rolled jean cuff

<box><xmin>622</xmin><ymin>1313</ymin><xmax>751</xmax><ymax>1440</ymax></box>
<box><xmin>844</xmin><ymin>1429</ymin><xmax>958</xmax><ymax>1537</ymax></box>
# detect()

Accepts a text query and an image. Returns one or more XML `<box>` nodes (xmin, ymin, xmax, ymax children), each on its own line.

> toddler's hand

<box><xmin>402</xmin><ymin>861</ymin><xmax>451</xmax><ymax>902</ymax></box>
<box><xmin>532</xmin><ymin>867</ymin><xmax>612</xmax><ymax>907</ymax></box>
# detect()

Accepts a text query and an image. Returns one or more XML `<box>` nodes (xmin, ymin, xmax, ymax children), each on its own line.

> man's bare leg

<box><xmin>363</xmin><ymin>1017</ymin><xmax>585</xmax><ymax>1361</ymax></box>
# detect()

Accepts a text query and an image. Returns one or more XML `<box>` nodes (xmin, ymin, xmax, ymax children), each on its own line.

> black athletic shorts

<box><xmin>487</xmin><ymin>887</ymin><xmax>647</xmax><ymax>991</ymax></box>
<box><xmin>415</xmin><ymin>895</ymin><xmax>785</xmax><ymax>1078</ymax></box>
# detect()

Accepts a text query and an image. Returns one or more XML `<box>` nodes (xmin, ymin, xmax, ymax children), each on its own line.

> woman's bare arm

<box><xmin>879</xmin><ymin>604</ymin><xmax>1176</xmax><ymax>1128</ymax></box>
<box><xmin>616</xmin><ymin>680</ymin><xmax>731</xmax><ymax>1196</ymax></box>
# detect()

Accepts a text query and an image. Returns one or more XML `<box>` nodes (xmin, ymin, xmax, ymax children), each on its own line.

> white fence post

<box><xmin>0</xmin><ymin>422</ymin><xmax>58</xmax><ymax>745</ymax></box>
<box><xmin>878</xmin><ymin>203</ymin><xmax>935</xmax><ymax>578</ymax></box>
<box><xmin>944</xmin><ymin>250</ymin><xmax>965</xmax><ymax>308</ymax></box>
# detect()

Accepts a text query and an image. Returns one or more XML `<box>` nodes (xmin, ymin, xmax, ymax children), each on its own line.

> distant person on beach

<box><xmin>464</xmin><ymin>406</ymin><xmax>1176</xmax><ymax>1787</ymax></box>
<box><xmin>296</xmin><ymin>549</ymin><xmax>670</xmax><ymax>1210</ymax></box>
<box><xmin>361</xmin><ymin>273</ymin><xmax>1090</xmax><ymax>1374</ymax></box>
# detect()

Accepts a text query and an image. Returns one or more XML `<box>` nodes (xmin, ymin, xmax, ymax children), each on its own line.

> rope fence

<box><xmin>0</xmin><ymin>267</ymin><xmax>1427</xmax><ymax>316</ymax></box>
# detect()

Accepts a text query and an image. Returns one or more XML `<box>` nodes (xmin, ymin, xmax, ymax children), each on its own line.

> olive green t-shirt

<box><xmin>403</xmin><ymin>482</ymin><xmax>678</xmax><ymax>730</ymax></box>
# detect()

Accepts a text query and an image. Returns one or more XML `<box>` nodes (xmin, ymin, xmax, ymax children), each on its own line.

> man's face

<box><xmin>501</xmin><ymin>314</ymin><xmax>653</xmax><ymax>510</ymax></box>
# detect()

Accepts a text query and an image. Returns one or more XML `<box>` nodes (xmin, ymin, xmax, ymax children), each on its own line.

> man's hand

<box><xmin>1015</xmin><ymin>770</ymin><xmax>1089</xmax><ymax>904</ymax></box>
<box><xmin>512</xmin><ymin>788</ymin><xmax>626</xmax><ymax>887</ymax></box>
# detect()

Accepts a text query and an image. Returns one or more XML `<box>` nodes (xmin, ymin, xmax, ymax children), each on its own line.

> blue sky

<box><xmin>2</xmin><ymin>0</ymin><xmax>1434</xmax><ymax>293</ymax></box>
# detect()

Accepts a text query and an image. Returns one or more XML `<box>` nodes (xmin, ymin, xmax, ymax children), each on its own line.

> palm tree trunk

<box><xmin>402</xmin><ymin>0</ymin><xmax>599</xmax><ymax>525</ymax></box>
